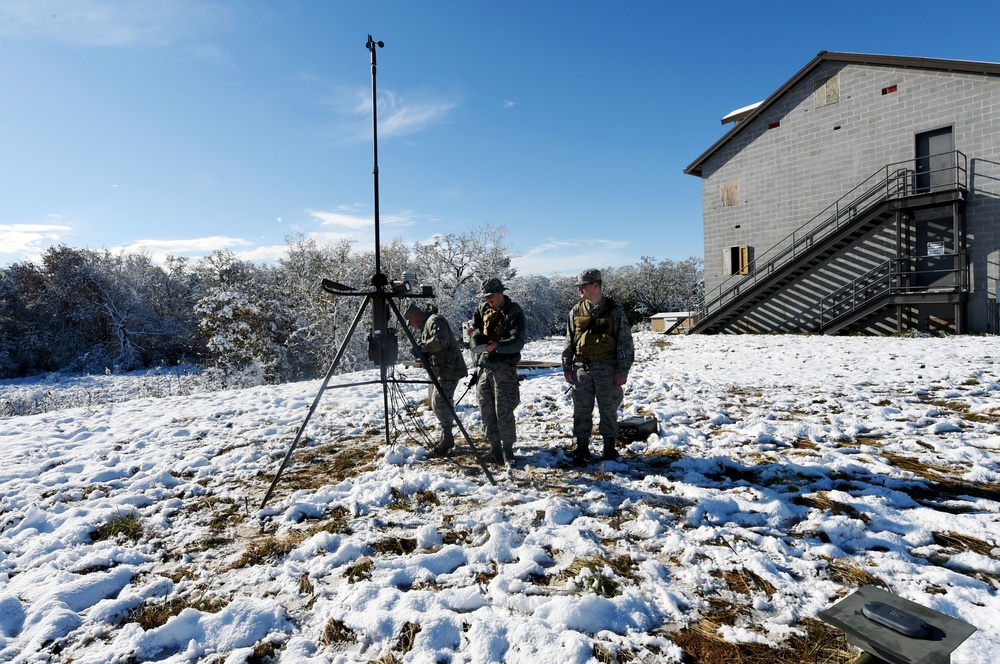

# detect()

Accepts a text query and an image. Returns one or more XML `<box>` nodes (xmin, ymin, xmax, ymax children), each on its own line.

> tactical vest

<box><xmin>572</xmin><ymin>298</ymin><xmax>617</xmax><ymax>361</ymax></box>
<box><xmin>482</xmin><ymin>300</ymin><xmax>512</xmax><ymax>341</ymax></box>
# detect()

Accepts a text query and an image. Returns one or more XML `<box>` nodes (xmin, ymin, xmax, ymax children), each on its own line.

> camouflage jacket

<box><xmin>417</xmin><ymin>312</ymin><xmax>468</xmax><ymax>381</ymax></box>
<box><xmin>469</xmin><ymin>296</ymin><xmax>526</xmax><ymax>369</ymax></box>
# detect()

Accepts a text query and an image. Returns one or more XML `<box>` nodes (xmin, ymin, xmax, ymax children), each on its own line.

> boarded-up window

<box><xmin>816</xmin><ymin>74</ymin><xmax>840</xmax><ymax>108</ymax></box>
<box><xmin>721</xmin><ymin>181</ymin><xmax>739</xmax><ymax>207</ymax></box>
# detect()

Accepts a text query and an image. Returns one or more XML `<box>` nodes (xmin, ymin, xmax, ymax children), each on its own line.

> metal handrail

<box><xmin>693</xmin><ymin>150</ymin><xmax>968</xmax><ymax>328</ymax></box>
<box><xmin>818</xmin><ymin>252</ymin><xmax>966</xmax><ymax>329</ymax></box>
<box><xmin>819</xmin><ymin>258</ymin><xmax>894</xmax><ymax>325</ymax></box>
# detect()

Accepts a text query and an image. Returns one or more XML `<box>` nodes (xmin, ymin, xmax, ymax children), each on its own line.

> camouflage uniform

<box><xmin>470</xmin><ymin>278</ymin><xmax>526</xmax><ymax>464</ymax></box>
<box><xmin>405</xmin><ymin>304</ymin><xmax>467</xmax><ymax>453</ymax></box>
<box><xmin>562</xmin><ymin>269</ymin><xmax>634</xmax><ymax>462</ymax></box>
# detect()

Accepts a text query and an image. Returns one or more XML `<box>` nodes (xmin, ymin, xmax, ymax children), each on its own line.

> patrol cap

<box><xmin>477</xmin><ymin>277</ymin><xmax>507</xmax><ymax>298</ymax></box>
<box><xmin>575</xmin><ymin>268</ymin><xmax>602</xmax><ymax>286</ymax></box>
<box><xmin>403</xmin><ymin>302</ymin><xmax>423</xmax><ymax>320</ymax></box>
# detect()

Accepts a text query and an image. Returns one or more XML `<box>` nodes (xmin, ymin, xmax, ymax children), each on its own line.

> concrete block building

<box><xmin>685</xmin><ymin>51</ymin><xmax>1000</xmax><ymax>334</ymax></box>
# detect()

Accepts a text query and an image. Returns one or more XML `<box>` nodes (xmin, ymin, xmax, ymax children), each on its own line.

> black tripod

<box><xmin>260</xmin><ymin>36</ymin><xmax>496</xmax><ymax>510</ymax></box>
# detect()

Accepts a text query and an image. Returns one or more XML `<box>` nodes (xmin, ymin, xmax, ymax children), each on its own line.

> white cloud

<box><xmin>120</xmin><ymin>236</ymin><xmax>252</xmax><ymax>262</ymax></box>
<box><xmin>308</xmin><ymin>209</ymin><xmax>372</xmax><ymax>230</ymax></box>
<box><xmin>381</xmin><ymin>211</ymin><xmax>420</xmax><ymax>228</ymax></box>
<box><xmin>379</xmin><ymin>90</ymin><xmax>458</xmax><ymax>138</ymax></box>
<box><xmin>0</xmin><ymin>0</ymin><xmax>230</xmax><ymax>47</ymax></box>
<box><xmin>332</xmin><ymin>87</ymin><xmax>460</xmax><ymax>142</ymax></box>
<box><xmin>232</xmin><ymin>244</ymin><xmax>287</xmax><ymax>263</ymax></box>
<box><xmin>0</xmin><ymin>223</ymin><xmax>72</xmax><ymax>254</ymax></box>
<box><xmin>513</xmin><ymin>238</ymin><xmax>632</xmax><ymax>276</ymax></box>
<box><xmin>308</xmin><ymin>207</ymin><xmax>421</xmax><ymax>232</ymax></box>
<box><xmin>503</xmin><ymin>99</ymin><xmax>516</xmax><ymax>109</ymax></box>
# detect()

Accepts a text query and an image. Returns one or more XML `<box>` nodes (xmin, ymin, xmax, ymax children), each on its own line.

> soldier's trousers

<box><xmin>428</xmin><ymin>379</ymin><xmax>459</xmax><ymax>429</ymax></box>
<box><xmin>476</xmin><ymin>365</ymin><xmax>520</xmax><ymax>454</ymax></box>
<box><xmin>571</xmin><ymin>360</ymin><xmax>622</xmax><ymax>439</ymax></box>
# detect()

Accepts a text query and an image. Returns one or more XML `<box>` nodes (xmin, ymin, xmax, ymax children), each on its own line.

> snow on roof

<box><xmin>650</xmin><ymin>311</ymin><xmax>692</xmax><ymax>318</ymax></box>
<box><xmin>721</xmin><ymin>101</ymin><xmax>763</xmax><ymax>125</ymax></box>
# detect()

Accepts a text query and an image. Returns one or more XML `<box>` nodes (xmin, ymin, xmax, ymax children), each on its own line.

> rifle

<box><xmin>455</xmin><ymin>369</ymin><xmax>479</xmax><ymax>407</ymax></box>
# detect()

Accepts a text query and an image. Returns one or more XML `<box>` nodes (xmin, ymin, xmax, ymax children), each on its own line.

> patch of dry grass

<box><xmin>560</xmin><ymin>555</ymin><xmax>638</xmax><ymax>598</ymax></box>
<box><xmin>302</xmin><ymin>505</ymin><xmax>354</xmax><ymax>536</ymax></box>
<box><xmin>264</xmin><ymin>440</ymin><xmax>380</xmax><ymax>501</ymax></box>
<box><xmin>669</xmin><ymin>615</ymin><xmax>855</xmax><ymax>664</ymax></box>
<box><xmin>345</xmin><ymin>557</ymin><xmax>374</xmax><ymax>583</ymax></box>
<box><xmin>230</xmin><ymin>532</ymin><xmax>306</xmax><ymax>569</ymax></box>
<box><xmin>473</xmin><ymin>562</ymin><xmax>498</xmax><ymax>585</ymax></box>
<box><xmin>370</xmin><ymin>536</ymin><xmax>418</xmax><ymax>556</ymax></box>
<box><xmin>826</xmin><ymin>559</ymin><xmax>886</xmax><ymax>589</ymax></box>
<box><xmin>793</xmin><ymin>437</ymin><xmax>819</xmax><ymax>450</ymax></box>
<box><xmin>370</xmin><ymin>655</ymin><xmax>401</xmax><ymax>664</ymax></box>
<box><xmin>794</xmin><ymin>492</ymin><xmax>870</xmax><ymax>523</ymax></box>
<box><xmin>322</xmin><ymin>618</ymin><xmax>357</xmax><ymax>645</ymax></box>
<box><xmin>127</xmin><ymin>594</ymin><xmax>228</xmax><ymax>630</ymax></box>
<box><xmin>932</xmin><ymin>531</ymin><xmax>997</xmax><ymax>557</ymax></box>
<box><xmin>917</xmin><ymin>395</ymin><xmax>1000</xmax><ymax>424</ymax></box>
<box><xmin>593</xmin><ymin>642</ymin><xmax>638</xmax><ymax>663</ymax></box>
<box><xmin>882</xmin><ymin>452</ymin><xmax>956</xmax><ymax>479</ymax></box>
<box><xmin>722</xmin><ymin>567</ymin><xmax>776</xmax><ymax>596</ymax></box>
<box><xmin>92</xmin><ymin>512</ymin><xmax>143</xmax><ymax>543</ymax></box>
<box><xmin>393</xmin><ymin>622</ymin><xmax>421</xmax><ymax>654</ymax></box>
<box><xmin>414</xmin><ymin>490</ymin><xmax>440</xmax><ymax>510</ymax></box>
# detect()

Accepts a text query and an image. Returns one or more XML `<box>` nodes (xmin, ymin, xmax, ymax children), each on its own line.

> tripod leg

<box><xmin>260</xmin><ymin>296</ymin><xmax>372</xmax><ymax>509</ymax></box>
<box><xmin>387</xmin><ymin>299</ymin><xmax>497</xmax><ymax>486</ymax></box>
<box><xmin>380</xmin><ymin>355</ymin><xmax>392</xmax><ymax>448</ymax></box>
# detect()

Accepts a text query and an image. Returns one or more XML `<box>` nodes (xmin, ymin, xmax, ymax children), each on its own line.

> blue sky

<box><xmin>2</xmin><ymin>1</ymin><xmax>999</xmax><ymax>276</ymax></box>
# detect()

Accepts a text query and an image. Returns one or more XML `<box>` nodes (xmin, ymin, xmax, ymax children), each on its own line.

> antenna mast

<box><xmin>366</xmin><ymin>34</ymin><xmax>384</xmax><ymax>278</ymax></box>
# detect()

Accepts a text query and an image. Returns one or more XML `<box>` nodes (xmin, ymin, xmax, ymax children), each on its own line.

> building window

<box><xmin>728</xmin><ymin>245</ymin><xmax>751</xmax><ymax>275</ymax></box>
<box><xmin>721</xmin><ymin>181</ymin><xmax>739</xmax><ymax>207</ymax></box>
<box><xmin>816</xmin><ymin>74</ymin><xmax>840</xmax><ymax>108</ymax></box>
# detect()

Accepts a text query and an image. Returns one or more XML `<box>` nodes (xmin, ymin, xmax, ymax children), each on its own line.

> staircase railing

<box><xmin>691</xmin><ymin>151</ymin><xmax>968</xmax><ymax>328</ymax></box>
<box><xmin>819</xmin><ymin>252</ymin><xmax>967</xmax><ymax>330</ymax></box>
<box><xmin>819</xmin><ymin>258</ymin><xmax>897</xmax><ymax>327</ymax></box>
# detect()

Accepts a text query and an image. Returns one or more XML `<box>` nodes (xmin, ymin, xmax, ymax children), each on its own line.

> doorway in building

<box><xmin>913</xmin><ymin>216</ymin><xmax>955</xmax><ymax>291</ymax></box>
<box><xmin>915</xmin><ymin>127</ymin><xmax>955</xmax><ymax>193</ymax></box>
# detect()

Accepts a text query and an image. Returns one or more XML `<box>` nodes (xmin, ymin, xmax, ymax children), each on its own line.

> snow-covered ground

<box><xmin>1</xmin><ymin>332</ymin><xmax>998</xmax><ymax>663</ymax></box>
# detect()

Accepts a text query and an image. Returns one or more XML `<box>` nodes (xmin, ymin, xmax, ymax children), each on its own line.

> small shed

<box><xmin>650</xmin><ymin>312</ymin><xmax>693</xmax><ymax>333</ymax></box>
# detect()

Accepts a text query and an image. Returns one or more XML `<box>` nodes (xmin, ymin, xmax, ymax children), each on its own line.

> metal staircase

<box><xmin>689</xmin><ymin>152</ymin><xmax>967</xmax><ymax>334</ymax></box>
<box><xmin>818</xmin><ymin>253</ymin><xmax>968</xmax><ymax>334</ymax></box>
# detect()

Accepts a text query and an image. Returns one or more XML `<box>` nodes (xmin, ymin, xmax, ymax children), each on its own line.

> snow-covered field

<box><xmin>1</xmin><ymin>332</ymin><xmax>998</xmax><ymax>663</ymax></box>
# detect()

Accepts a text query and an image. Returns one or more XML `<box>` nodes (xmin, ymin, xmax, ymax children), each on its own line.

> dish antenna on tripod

<box><xmin>260</xmin><ymin>36</ymin><xmax>496</xmax><ymax>510</ymax></box>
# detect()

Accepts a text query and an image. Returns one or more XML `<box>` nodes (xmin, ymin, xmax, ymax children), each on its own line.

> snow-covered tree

<box><xmin>606</xmin><ymin>256</ymin><xmax>704</xmax><ymax>322</ymax></box>
<box><xmin>0</xmin><ymin>261</ymin><xmax>48</xmax><ymax>377</ymax></box>
<box><xmin>194</xmin><ymin>253</ymin><xmax>294</xmax><ymax>384</ymax></box>
<box><xmin>276</xmin><ymin>234</ymin><xmax>371</xmax><ymax>379</ymax></box>
<box><xmin>411</xmin><ymin>224</ymin><xmax>516</xmax><ymax>326</ymax></box>
<box><xmin>505</xmin><ymin>273</ymin><xmax>577</xmax><ymax>337</ymax></box>
<box><xmin>84</xmin><ymin>250</ymin><xmax>196</xmax><ymax>372</ymax></box>
<box><xmin>0</xmin><ymin>247</ymin><xmax>201</xmax><ymax>378</ymax></box>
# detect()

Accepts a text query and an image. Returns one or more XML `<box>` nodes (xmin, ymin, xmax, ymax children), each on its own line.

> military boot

<box><xmin>573</xmin><ymin>437</ymin><xmax>592</xmax><ymax>467</ymax></box>
<box><xmin>502</xmin><ymin>441</ymin><xmax>515</xmax><ymax>468</ymax></box>
<box><xmin>430</xmin><ymin>427</ymin><xmax>454</xmax><ymax>457</ymax></box>
<box><xmin>602</xmin><ymin>436</ymin><xmax>618</xmax><ymax>461</ymax></box>
<box><xmin>488</xmin><ymin>441</ymin><xmax>504</xmax><ymax>465</ymax></box>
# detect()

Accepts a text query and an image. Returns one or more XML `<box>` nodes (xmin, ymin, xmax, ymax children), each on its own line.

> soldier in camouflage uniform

<box><xmin>404</xmin><ymin>302</ymin><xmax>468</xmax><ymax>457</ymax></box>
<box><xmin>469</xmin><ymin>278</ymin><xmax>526</xmax><ymax>466</ymax></box>
<box><xmin>562</xmin><ymin>268</ymin><xmax>634</xmax><ymax>465</ymax></box>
